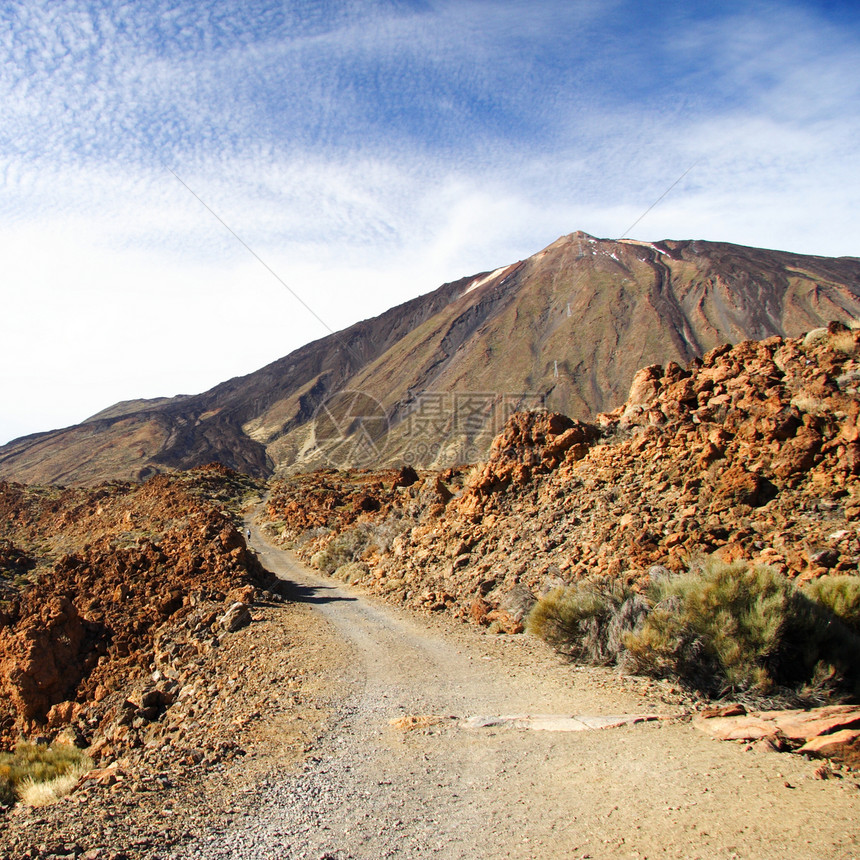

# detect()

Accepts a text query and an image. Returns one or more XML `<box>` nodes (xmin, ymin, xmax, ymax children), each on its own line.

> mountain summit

<box><xmin>2</xmin><ymin>233</ymin><xmax>859</xmax><ymax>485</ymax></box>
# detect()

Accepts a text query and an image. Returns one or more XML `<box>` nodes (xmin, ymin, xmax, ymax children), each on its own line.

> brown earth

<box><xmin>0</xmin><ymin>496</ymin><xmax>858</xmax><ymax>859</ymax></box>
<box><xmin>1</xmin><ymin>468</ymin><xmax>343</xmax><ymax>858</ymax></box>
<box><xmin>0</xmin><ymin>595</ymin><xmax>345</xmax><ymax>860</ymax></box>
<box><xmin>0</xmin><ymin>467</ymin><xmax>284</xmax><ymax>751</ymax></box>
<box><xmin>175</xmin><ymin>537</ymin><xmax>858</xmax><ymax>860</ymax></box>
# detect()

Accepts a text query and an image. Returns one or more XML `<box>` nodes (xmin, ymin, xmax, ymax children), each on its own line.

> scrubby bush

<box><xmin>311</xmin><ymin>517</ymin><xmax>412</xmax><ymax>575</ymax></box>
<box><xmin>0</xmin><ymin>742</ymin><xmax>92</xmax><ymax>807</ymax></box>
<box><xmin>803</xmin><ymin>575</ymin><xmax>860</xmax><ymax>633</ymax></box>
<box><xmin>293</xmin><ymin>526</ymin><xmax>330</xmax><ymax>550</ymax></box>
<box><xmin>624</xmin><ymin>561</ymin><xmax>860</xmax><ymax>697</ymax></box>
<box><xmin>623</xmin><ymin>561</ymin><xmax>798</xmax><ymax>694</ymax></box>
<box><xmin>311</xmin><ymin>525</ymin><xmax>373</xmax><ymax>573</ymax></box>
<box><xmin>333</xmin><ymin>562</ymin><xmax>369</xmax><ymax>584</ymax></box>
<box><xmin>363</xmin><ymin>513</ymin><xmax>412</xmax><ymax>555</ymax></box>
<box><xmin>526</xmin><ymin>578</ymin><xmax>648</xmax><ymax>664</ymax></box>
<box><xmin>528</xmin><ymin>558</ymin><xmax>860</xmax><ymax>702</ymax></box>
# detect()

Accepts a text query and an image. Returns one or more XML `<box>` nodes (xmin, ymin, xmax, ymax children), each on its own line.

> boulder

<box><xmin>714</xmin><ymin>465</ymin><xmax>774</xmax><ymax>506</ymax></box>
<box><xmin>484</xmin><ymin>609</ymin><xmax>524</xmax><ymax>634</ymax></box>
<box><xmin>694</xmin><ymin>704</ymin><xmax>860</xmax><ymax>766</ymax></box>
<box><xmin>392</xmin><ymin>465</ymin><xmax>420</xmax><ymax>488</ymax></box>
<box><xmin>219</xmin><ymin>602</ymin><xmax>252</xmax><ymax>633</ymax></box>
<box><xmin>626</xmin><ymin>365</ymin><xmax>663</xmax><ymax>408</ymax></box>
<box><xmin>798</xmin><ymin>729</ymin><xmax>860</xmax><ymax>767</ymax></box>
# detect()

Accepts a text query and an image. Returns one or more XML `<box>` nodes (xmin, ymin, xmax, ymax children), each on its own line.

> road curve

<box><xmin>174</xmin><ymin>519</ymin><xmax>860</xmax><ymax>860</ymax></box>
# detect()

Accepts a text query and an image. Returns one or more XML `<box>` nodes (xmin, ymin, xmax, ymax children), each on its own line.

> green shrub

<box><xmin>803</xmin><ymin>575</ymin><xmax>860</xmax><ymax>633</ymax></box>
<box><xmin>529</xmin><ymin>559</ymin><xmax>860</xmax><ymax>702</ymax></box>
<box><xmin>0</xmin><ymin>742</ymin><xmax>92</xmax><ymax>806</ymax></box>
<box><xmin>624</xmin><ymin>561</ymin><xmax>791</xmax><ymax>693</ymax></box>
<box><xmin>526</xmin><ymin>578</ymin><xmax>647</xmax><ymax>664</ymax></box>
<box><xmin>624</xmin><ymin>560</ymin><xmax>860</xmax><ymax>698</ymax></box>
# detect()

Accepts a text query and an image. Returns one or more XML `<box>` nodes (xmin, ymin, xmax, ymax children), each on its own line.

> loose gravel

<box><xmin>171</xmin><ymin>526</ymin><xmax>860</xmax><ymax>860</ymax></box>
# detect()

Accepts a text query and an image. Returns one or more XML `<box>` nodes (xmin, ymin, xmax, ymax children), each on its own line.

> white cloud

<box><xmin>1</xmin><ymin>0</ymin><xmax>859</xmax><ymax>445</ymax></box>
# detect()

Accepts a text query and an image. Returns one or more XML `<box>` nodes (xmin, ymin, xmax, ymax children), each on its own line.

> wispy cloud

<box><xmin>1</xmin><ymin>0</ymin><xmax>859</xmax><ymax>444</ymax></box>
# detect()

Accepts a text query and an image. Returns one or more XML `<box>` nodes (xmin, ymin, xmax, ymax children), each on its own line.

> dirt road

<box><xmin>176</xmin><ymin>522</ymin><xmax>859</xmax><ymax>860</ymax></box>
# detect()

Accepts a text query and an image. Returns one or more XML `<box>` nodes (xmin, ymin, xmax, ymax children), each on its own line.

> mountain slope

<box><xmin>2</xmin><ymin>232</ymin><xmax>859</xmax><ymax>485</ymax></box>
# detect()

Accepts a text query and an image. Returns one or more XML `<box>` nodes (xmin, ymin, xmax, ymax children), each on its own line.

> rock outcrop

<box><xmin>0</xmin><ymin>469</ymin><xmax>283</xmax><ymax>752</ymax></box>
<box><xmin>694</xmin><ymin>703</ymin><xmax>860</xmax><ymax>768</ymax></box>
<box><xmin>265</xmin><ymin>324</ymin><xmax>860</xmax><ymax>629</ymax></box>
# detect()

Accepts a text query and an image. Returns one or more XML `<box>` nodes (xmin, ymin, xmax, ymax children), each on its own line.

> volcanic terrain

<box><xmin>2</xmin><ymin>232</ymin><xmax>859</xmax><ymax>485</ymax></box>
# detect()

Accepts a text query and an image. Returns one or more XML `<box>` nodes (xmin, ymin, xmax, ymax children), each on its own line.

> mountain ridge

<box><xmin>2</xmin><ymin>231</ymin><xmax>859</xmax><ymax>485</ymax></box>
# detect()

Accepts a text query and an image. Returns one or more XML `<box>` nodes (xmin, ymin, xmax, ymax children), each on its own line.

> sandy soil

<box><xmin>174</xmin><ymin>521</ymin><xmax>860</xmax><ymax>860</ymax></box>
<box><xmin>3</xmin><ymin>520</ymin><xmax>857</xmax><ymax>860</ymax></box>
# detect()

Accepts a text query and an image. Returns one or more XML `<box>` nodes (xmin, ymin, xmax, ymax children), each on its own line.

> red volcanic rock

<box><xmin>695</xmin><ymin>705</ymin><xmax>860</xmax><ymax>766</ymax></box>
<box><xmin>771</xmin><ymin>426</ymin><xmax>823</xmax><ymax>479</ymax></box>
<box><xmin>355</xmin><ymin>494</ymin><xmax>382</xmax><ymax>513</ymax></box>
<box><xmin>625</xmin><ymin>365</ymin><xmax>663</xmax><ymax>410</ymax></box>
<box><xmin>0</xmin><ymin>472</ymin><xmax>281</xmax><ymax>749</ymax></box>
<box><xmin>799</xmin><ymin>730</ymin><xmax>860</xmax><ymax>767</ymax></box>
<box><xmin>265</xmin><ymin>326</ymin><xmax>860</xmax><ymax>712</ymax></box>
<box><xmin>488</xmin><ymin>411</ymin><xmax>593</xmax><ymax>469</ymax></box>
<box><xmin>433</xmin><ymin>476</ymin><xmax>454</xmax><ymax>503</ymax></box>
<box><xmin>0</xmin><ymin>538</ymin><xmax>34</xmax><ymax>581</ymax></box>
<box><xmin>264</xmin><ymin>469</ymin><xmax>405</xmax><ymax>536</ymax></box>
<box><xmin>227</xmin><ymin>585</ymin><xmax>257</xmax><ymax>605</ymax></box>
<box><xmin>0</xmin><ymin>596</ymin><xmax>88</xmax><ymax>724</ymax></box>
<box><xmin>468</xmin><ymin>598</ymin><xmax>490</xmax><ymax>625</ymax></box>
<box><xmin>464</xmin><ymin>412</ymin><xmax>599</xmax><ymax>506</ymax></box>
<box><xmin>392</xmin><ymin>465</ymin><xmax>420</xmax><ymax>488</ymax></box>
<box><xmin>699</xmin><ymin>703</ymin><xmax>748</xmax><ymax>719</ymax></box>
<box><xmin>483</xmin><ymin>609</ymin><xmax>524</xmax><ymax>634</ymax></box>
<box><xmin>714</xmin><ymin>465</ymin><xmax>768</xmax><ymax>506</ymax></box>
<box><xmin>755</xmin><ymin>705</ymin><xmax>860</xmax><ymax>741</ymax></box>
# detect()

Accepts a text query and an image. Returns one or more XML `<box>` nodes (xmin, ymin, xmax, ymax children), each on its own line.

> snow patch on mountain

<box><xmin>462</xmin><ymin>264</ymin><xmax>518</xmax><ymax>296</ymax></box>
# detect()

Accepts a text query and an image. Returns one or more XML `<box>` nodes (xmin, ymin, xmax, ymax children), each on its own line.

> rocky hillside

<box><xmin>263</xmin><ymin>322</ymin><xmax>860</xmax><ymax>634</ymax></box>
<box><xmin>0</xmin><ymin>468</ymin><xmax>285</xmax><ymax>753</ymax></box>
<box><xmin>2</xmin><ymin>233</ymin><xmax>860</xmax><ymax>485</ymax></box>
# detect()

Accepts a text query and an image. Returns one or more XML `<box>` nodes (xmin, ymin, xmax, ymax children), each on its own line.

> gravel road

<box><xmin>172</xmin><ymin>522</ymin><xmax>860</xmax><ymax>860</ymax></box>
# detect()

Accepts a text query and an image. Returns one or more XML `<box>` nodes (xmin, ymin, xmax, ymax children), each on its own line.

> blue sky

<box><xmin>1</xmin><ymin>0</ymin><xmax>859</xmax><ymax>445</ymax></box>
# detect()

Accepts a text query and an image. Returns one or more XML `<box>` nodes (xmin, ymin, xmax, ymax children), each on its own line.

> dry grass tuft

<box><xmin>16</xmin><ymin>763</ymin><xmax>90</xmax><ymax>806</ymax></box>
<box><xmin>0</xmin><ymin>742</ymin><xmax>92</xmax><ymax>807</ymax></box>
<box><xmin>790</xmin><ymin>394</ymin><xmax>829</xmax><ymax>416</ymax></box>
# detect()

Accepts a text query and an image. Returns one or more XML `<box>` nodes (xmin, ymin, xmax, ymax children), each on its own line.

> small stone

<box><xmin>218</xmin><ymin>602</ymin><xmax>252</xmax><ymax>633</ymax></box>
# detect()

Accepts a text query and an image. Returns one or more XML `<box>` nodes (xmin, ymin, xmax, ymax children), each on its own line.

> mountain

<box><xmin>2</xmin><ymin>232</ymin><xmax>859</xmax><ymax>485</ymax></box>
